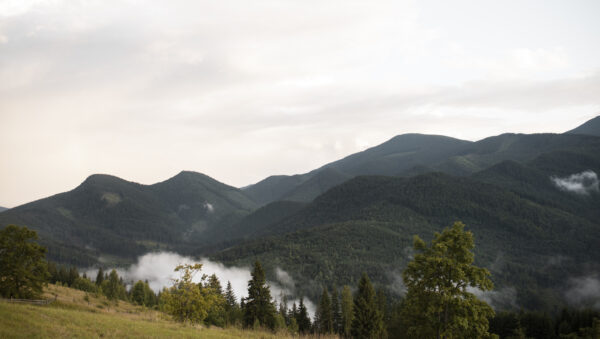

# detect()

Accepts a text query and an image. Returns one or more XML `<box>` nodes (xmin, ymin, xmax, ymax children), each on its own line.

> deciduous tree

<box><xmin>401</xmin><ymin>221</ymin><xmax>496</xmax><ymax>339</ymax></box>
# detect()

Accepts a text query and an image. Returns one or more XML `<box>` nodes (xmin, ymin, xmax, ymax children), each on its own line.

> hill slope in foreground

<box><xmin>0</xmin><ymin>285</ymin><xmax>301</xmax><ymax>339</ymax></box>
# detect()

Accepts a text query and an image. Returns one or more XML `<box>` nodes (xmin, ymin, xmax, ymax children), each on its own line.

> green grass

<box><xmin>0</xmin><ymin>285</ymin><xmax>329</xmax><ymax>339</ymax></box>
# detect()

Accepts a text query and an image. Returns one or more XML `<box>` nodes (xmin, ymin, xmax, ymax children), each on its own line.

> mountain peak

<box><xmin>566</xmin><ymin>115</ymin><xmax>600</xmax><ymax>136</ymax></box>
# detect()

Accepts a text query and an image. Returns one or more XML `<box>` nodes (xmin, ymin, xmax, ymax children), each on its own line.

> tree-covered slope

<box><xmin>566</xmin><ymin>115</ymin><xmax>600</xmax><ymax>136</ymax></box>
<box><xmin>212</xmin><ymin>172</ymin><xmax>600</xmax><ymax>311</ymax></box>
<box><xmin>0</xmin><ymin>171</ymin><xmax>257</xmax><ymax>266</ymax></box>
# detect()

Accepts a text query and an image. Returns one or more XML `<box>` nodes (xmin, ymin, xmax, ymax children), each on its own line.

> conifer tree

<box><xmin>95</xmin><ymin>267</ymin><xmax>104</xmax><ymax>286</ymax></box>
<box><xmin>296</xmin><ymin>298</ymin><xmax>312</xmax><ymax>334</ymax></box>
<box><xmin>351</xmin><ymin>272</ymin><xmax>384</xmax><ymax>338</ymax></box>
<box><xmin>0</xmin><ymin>225</ymin><xmax>49</xmax><ymax>299</ymax></box>
<box><xmin>224</xmin><ymin>281</ymin><xmax>241</xmax><ymax>326</ymax></box>
<box><xmin>243</xmin><ymin>261</ymin><xmax>276</xmax><ymax>329</ymax></box>
<box><xmin>331</xmin><ymin>286</ymin><xmax>342</xmax><ymax>334</ymax></box>
<box><xmin>341</xmin><ymin>285</ymin><xmax>354</xmax><ymax>338</ymax></box>
<box><xmin>316</xmin><ymin>287</ymin><xmax>334</xmax><ymax>334</ymax></box>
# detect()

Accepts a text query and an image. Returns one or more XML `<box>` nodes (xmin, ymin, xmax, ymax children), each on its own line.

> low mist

<box><xmin>86</xmin><ymin>251</ymin><xmax>316</xmax><ymax>316</ymax></box>
<box><xmin>551</xmin><ymin>170</ymin><xmax>599</xmax><ymax>195</ymax></box>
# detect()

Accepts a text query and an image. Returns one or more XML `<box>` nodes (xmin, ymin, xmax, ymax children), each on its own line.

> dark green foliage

<box><xmin>95</xmin><ymin>267</ymin><xmax>104</xmax><ymax>286</ymax></box>
<box><xmin>316</xmin><ymin>288</ymin><xmax>333</xmax><ymax>334</ymax></box>
<box><xmin>130</xmin><ymin>280</ymin><xmax>156</xmax><ymax>307</ymax></box>
<box><xmin>0</xmin><ymin>225</ymin><xmax>49</xmax><ymax>299</ymax></box>
<box><xmin>243</xmin><ymin>261</ymin><xmax>276</xmax><ymax>330</ymax></box>
<box><xmin>489</xmin><ymin>308</ymin><xmax>600</xmax><ymax>339</ymax></box>
<box><xmin>341</xmin><ymin>285</ymin><xmax>354</xmax><ymax>338</ymax></box>
<box><xmin>0</xmin><ymin>171</ymin><xmax>257</xmax><ymax>266</ymax></box>
<box><xmin>331</xmin><ymin>286</ymin><xmax>342</xmax><ymax>334</ymax></box>
<box><xmin>224</xmin><ymin>281</ymin><xmax>242</xmax><ymax>326</ymax></box>
<box><xmin>102</xmin><ymin>269</ymin><xmax>127</xmax><ymax>301</ymax></box>
<box><xmin>214</xmin><ymin>163</ymin><xmax>600</xmax><ymax>312</ymax></box>
<box><xmin>351</xmin><ymin>272</ymin><xmax>384</xmax><ymax>339</ymax></box>
<box><xmin>296</xmin><ymin>298</ymin><xmax>312</xmax><ymax>334</ymax></box>
<box><xmin>401</xmin><ymin>222</ymin><xmax>495</xmax><ymax>338</ymax></box>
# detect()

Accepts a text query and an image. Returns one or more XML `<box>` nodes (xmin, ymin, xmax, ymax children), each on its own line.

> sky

<box><xmin>1</xmin><ymin>0</ymin><xmax>599</xmax><ymax>208</ymax></box>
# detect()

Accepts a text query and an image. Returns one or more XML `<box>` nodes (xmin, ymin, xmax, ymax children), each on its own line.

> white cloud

<box><xmin>551</xmin><ymin>171</ymin><xmax>599</xmax><ymax>195</ymax></box>
<box><xmin>86</xmin><ymin>251</ymin><xmax>315</xmax><ymax>315</ymax></box>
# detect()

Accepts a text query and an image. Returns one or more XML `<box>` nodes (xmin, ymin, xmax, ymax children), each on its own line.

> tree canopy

<box><xmin>243</xmin><ymin>261</ymin><xmax>276</xmax><ymax>329</ymax></box>
<box><xmin>401</xmin><ymin>221</ymin><xmax>496</xmax><ymax>339</ymax></box>
<box><xmin>0</xmin><ymin>225</ymin><xmax>49</xmax><ymax>299</ymax></box>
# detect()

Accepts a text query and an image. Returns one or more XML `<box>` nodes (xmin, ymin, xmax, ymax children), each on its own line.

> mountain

<box><xmin>244</xmin><ymin>131</ymin><xmax>600</xmax><ymax>205</ymax></box>
<box><xmin>0</xmin><ymin>206</ymin><xmax>7</xmax><ymax>212</ymax></box>
<box><xmin>0</xmin><ymin>171</ymin><xmax>257</xmax><ymax>266</ymax></box>
<box><xmin>566</xmin><ymin>115</ymin><xmax>600</xmax><ymax>136</ymax></box>
<box><xmin>244</xmin><ymin>134</ymin><xmax>471</xmax><ymax>205</ymax></box>
<box><xmin>213</xmin><ymin>168</ymin><xmax>600</xmax><ymax>311</ymax></box>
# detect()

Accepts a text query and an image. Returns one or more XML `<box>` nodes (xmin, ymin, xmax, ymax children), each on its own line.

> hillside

<box><xmin>0</xmin><ymin>206</ymin><xmax>7</xmax><ymax>212</ymax></box>
<box><xmin>0</xmin><ymin>171</ymin><xmax>257</xmax><ymax>266</ymax></box>
<box><xmin>566</xmin><ymin>115</ymin><xmax>600</xmax><ymax>136</ymax></box>
<box><xmin>0</xmin><ymin>284</ymin><xmax>295</xmax><ymax>339</ymax></box>
<box><xmin>213</xmin><ymin>170</ymin><xmax>600</xmax><ymax>311</ymax></box>
<box><xmin>244</xmin><ymin>119</ymin><xmax>600</xmax><ymax>205</ymax></box>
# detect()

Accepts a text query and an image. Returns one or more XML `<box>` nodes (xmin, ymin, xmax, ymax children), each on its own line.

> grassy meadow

<box><xmin>0</xmin><ymin>284</ymin><xmax>333</xmax><ymax>339</ymax></box>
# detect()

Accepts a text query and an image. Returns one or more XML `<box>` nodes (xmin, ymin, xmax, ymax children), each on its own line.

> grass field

<box><xmin>0</xmin><ymin>284</ymin><xmax>332</xmax><ymax>338</ymax></box>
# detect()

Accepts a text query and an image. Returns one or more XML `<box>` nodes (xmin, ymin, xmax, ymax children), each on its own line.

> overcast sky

<box><xmin>1</xmin><ymin>0</ymin><xmax>599</xmax><ymax>207</ymax></box>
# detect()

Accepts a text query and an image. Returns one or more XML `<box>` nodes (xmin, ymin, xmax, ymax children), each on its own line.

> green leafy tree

<box><xmin>401</xmin><ymin>221</ymin><xmax>496</xmax><ymax>339</ymax></box>
<box><xmin>162</xmin><ymin>263</ymin><xmax>210</xmax><ymax>323</ymax></box>
<box><xmin>0</xmin><ymin>225</ymin><xmax>49</xmax><ymax>299</ymax></box>
<box><xmin>351</xmin><ymin>272</ymin><xmax>385</xmax><ymax>339</ymax></box>
<box><xmin>316</xmin><ymin>287</ymin><xmax>334</xmax><ymax>334</ymax></box>
<box><xmin>243</xmin><ymin>261</ymin><xmax>276</xmax><ymax>329</ymax></box>
<box><xmin>341</xmin><ymin>285</ymin><xmax>354</xmax><ymax>338</ymax></box>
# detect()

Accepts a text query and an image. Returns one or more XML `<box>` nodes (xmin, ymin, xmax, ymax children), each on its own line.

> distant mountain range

<box><xmin>1</xmin><ymin>115</ymin><xmax>599</xmax><ymax>311</ymax></box>
<box><xmin>0</xmin><ymin>206</ymin><xmax>7</xmax><ymax>212</ymax></box>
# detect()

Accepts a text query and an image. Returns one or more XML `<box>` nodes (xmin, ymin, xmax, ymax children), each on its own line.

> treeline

<box><xmin>490</xmin><ymin>309</ymin><xmax>600</xmax><ymax>339</ymax></box>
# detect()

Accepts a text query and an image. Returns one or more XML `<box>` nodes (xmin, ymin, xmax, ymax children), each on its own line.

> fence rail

<box><xmin>0</xmin><ymin>298</ymin><xmax>54</xmax><ymax>305</ymax></box>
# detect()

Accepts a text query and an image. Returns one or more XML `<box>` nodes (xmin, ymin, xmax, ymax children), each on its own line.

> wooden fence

<box><xmin>0</xmin><ymin>298</ymin><xmax>55</xmax><ymax>305</ymax></box>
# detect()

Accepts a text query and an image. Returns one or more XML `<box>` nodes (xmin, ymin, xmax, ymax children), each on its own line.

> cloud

<box><xmin>551</xmin><ymin>170</ymin><xmax>599</xmax><ymax>195</ymax></box>
<box><xmin>467</xmin><ymin>286</ymin><xmax>518</xmax><ymax>310</ymax></box>
<box><xmin>86</xmin><ymin>251</ymin><xmax>316</xmax><ymax>316</ymax></box>
<box><xmin>565</xmin><ymin>274</ymin><xmax>600</xmax><ymax>310</ymax></box>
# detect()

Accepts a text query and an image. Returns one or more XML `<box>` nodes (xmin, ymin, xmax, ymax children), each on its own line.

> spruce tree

<box><xmin>243</xmin><ymin>261</ymin><xmax>276</xmax><ymax>329</ymax></box>
<box><xmin>331</xmin><ymin>286</ymin><xmax>342</xmax><ymax>334</ymax></box>
<box><xmin>317</xmin><ymin>288</ymin><xmax>334</xmax><ymax>334</ymax></box>
<box><xmin>95</xmin><ymin>267</ymin><xmax>104</xmax><ymax>286</ymax></box>
<box><xmin>341</xmin><ymin>285</ymin><xmax>354</xmax><ymax>338</ymax></box>
<box><xmin>351</xmin><ymin>272</ymin><xmax>384</xmax><ymax>338</ymax></box>
<box><xmin>296</xmin><ymin>298</ymin><xmax>312</xmax><ymax>334</ymax></box>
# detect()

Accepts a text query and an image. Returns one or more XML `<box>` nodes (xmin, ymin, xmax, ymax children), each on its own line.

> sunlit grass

<box><xmin>0</xmin><ymin>284</ymin><xmax>337</xmax><ymax>338</ymax></box>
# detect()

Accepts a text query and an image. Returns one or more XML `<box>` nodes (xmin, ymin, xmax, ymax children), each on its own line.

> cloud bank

<box><xmin>86</xmin><ymin>251</ymin><xmax>316</xmax><ymax>316</ymax></box>
<box><xmin>551</xmin><ymin>170</ymin><xmax>599</xmax><ymax>195</ymax></box>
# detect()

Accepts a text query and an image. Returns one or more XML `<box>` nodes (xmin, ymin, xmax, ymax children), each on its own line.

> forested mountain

<box><xmin>566</xmin><ymin>115</ymin><xmax>600</xmax><ymax>136</ymax></box>
<box><xmin>0</xmin><ymin>171</ymin><xmax>257</xmax><ymax>266</ymax></box>
<box><xmin>1</xmin><ymin>116</ymin><xmax>599</xmax><ymax>313</ymax></box>
<box><xmin>244</xmin><ymin>121</ymin><xmax>600</xmax><ymax>205</ymax></box>
<box><xmin>213</xmin><ymin>168</ymin><xmax>600</xmax><ymax>311</ymax></box>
